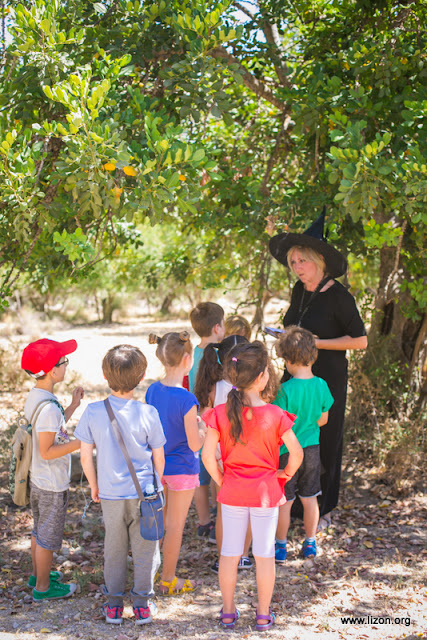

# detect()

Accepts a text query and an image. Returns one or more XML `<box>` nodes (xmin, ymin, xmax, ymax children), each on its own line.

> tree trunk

<box><xmin>102</xmin><ymin>293</ymin><xmax>116</xmax><ymax>324</ymax></box>
<box><xmin>250</xmin><ymin>251</ymin><xmax>274</xmax><ymax>333</ymax></box>
<box><xmin>365</xmin><ymin>240</ymin><xmax>426</xmax><ymax>413</ymax></box>
<box><xmin>160</xmin><ymin>293</ymin><xmax>174</xmax><ymax>315</ymax></box>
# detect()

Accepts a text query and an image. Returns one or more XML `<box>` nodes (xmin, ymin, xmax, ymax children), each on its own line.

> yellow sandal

<box><xmin>159</xmin><ymin>576</ymin><xmax>198</xmax><ymax>596</ymax></box>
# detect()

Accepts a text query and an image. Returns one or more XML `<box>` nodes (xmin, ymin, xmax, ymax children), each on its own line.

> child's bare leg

<box><xmin>243</xmin><ymin>523</ymin><xmax>252</xmax><ymax>557</ymax></box>
<box><xmin>276</xmin><ymin>500</ymin><xmax>293</xmax><ymax>540</ymax></box>
<box><xmin>31</xmin><ymin>535</ymin><xmax>37</xmax><ymax>577</ymax></box>
<box><xmin>194</xmin><ymin>485</ymin><xmax>211</xmax><ymax>526</ymax></box>
<box><xmin>300</xmin><ymin>496</ymin><xmax>319</xmax><ymax>539</ymax></box>
<box><xmin>210</xmin><ymin>478</ymin><xmax>218</xmax><ymax>506</ymax></box>
<box><xmin>161</xmin><ymin>488</ymin><xmax>195</xmax><ymax>589</ymax></box>
<box><xmin>35</xmin><ymin>545</ymin><xmax>54</xmax><ymax>592</ymax></box>
<box><xmin>160</xmin><ymin>485</ymin><xmax>168</xmax><ymax>549</ymax></box>
<box><xmin>218</xmin><ymin>555</ymin><xmax>240</xmax><ymax>621</ymax></box>
<box><xmin>254</xmin><ymin>556</ymin><xmax>275</xmax><ymax>622</ymax></box>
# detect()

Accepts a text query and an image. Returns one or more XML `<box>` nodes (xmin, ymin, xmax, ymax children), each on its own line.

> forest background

<box><xmin>0</xmin><ymin>0</ymin><xmax>426</xmax><ymax>473</ymax></box>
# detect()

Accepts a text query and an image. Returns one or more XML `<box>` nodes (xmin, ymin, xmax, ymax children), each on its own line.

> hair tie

<box><xmin>232</xmin><ymin>357</ymin><xmax>238</xmax><ymax>362</ymax></box>
<box><xmin>232</xmin><ymin>386</ymin><xmax>237</xmax><ymax>390</ymax></box>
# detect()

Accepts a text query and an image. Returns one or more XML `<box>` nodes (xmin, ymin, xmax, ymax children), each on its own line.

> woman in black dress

<box><xmin>269</xmin><ymin>213</ymin><xmax>367</xmax><ymax>528</ymax></box>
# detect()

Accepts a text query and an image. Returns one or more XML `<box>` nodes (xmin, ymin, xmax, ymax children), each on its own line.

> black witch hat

<box><xmin>269</xmin><ymin>208</ymin><xmax>347</xmax><ymax>278</ymax></box>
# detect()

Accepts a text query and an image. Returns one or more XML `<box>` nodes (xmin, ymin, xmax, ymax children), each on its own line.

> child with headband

<box><xmin>146</xmin><ymin>331</ymin><xmax>206</xmax><ymax>596</ymax></box>
<box><xmin>202</xmin><ymin>341</ymin><xmax>303</xmax><ymax>631</ymax></box>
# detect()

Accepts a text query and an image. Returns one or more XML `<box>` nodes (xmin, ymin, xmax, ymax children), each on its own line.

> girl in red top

<box><xmin>202</xmin><ymin>341</ymin><xmax>303</xmax><ymax>632</ymax></box>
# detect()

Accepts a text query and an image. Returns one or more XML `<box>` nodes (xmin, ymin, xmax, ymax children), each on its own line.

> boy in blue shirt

<box><xmin>188</xmin><ymin>302</ymin><xmax>225</xmax><ymax>541</ymax></box>
<box><xmin>273</xmin><ymin>326</ymin><xmax>334</xmax><ymax>560</ymax></box>
<box><xmin>76</xmin><ymin>344</ymin><xmax>166</xmax><ymax>626</ymax></box>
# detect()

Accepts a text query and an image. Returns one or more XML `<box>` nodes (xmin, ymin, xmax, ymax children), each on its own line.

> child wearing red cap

<box><xmin>21</xmin><ymin>338</ymin><xmax>84</xmax><ymax>601</ymax></box>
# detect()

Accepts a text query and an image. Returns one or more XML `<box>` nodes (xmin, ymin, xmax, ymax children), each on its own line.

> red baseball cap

<box><xmin>21</xmin><ymin>338</ymin><xmax>77</xmax><ymax>378</ymax></box>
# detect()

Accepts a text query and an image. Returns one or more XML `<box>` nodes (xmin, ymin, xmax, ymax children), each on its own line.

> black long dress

<box><xmin>283</xmin><ymin>279</ymin><xmax>366</xmax><ymax>516</ymax></box>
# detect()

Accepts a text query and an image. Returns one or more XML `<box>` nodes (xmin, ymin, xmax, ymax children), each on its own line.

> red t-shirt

<box><xmin>204</xmin><ymin>403</ymin><xmax>295</xmax><ymax>508</ymax></box>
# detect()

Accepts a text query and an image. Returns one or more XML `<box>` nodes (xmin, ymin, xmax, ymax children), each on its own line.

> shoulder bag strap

<box><xmin>104</xmin><ymin>398</ymin><xmax>145</xmax><ymax>501</ymax></box>
<box><xmin>28</xmin><ymin>399</ymin><xmax>58</xmax><ymax>434</ymax></box>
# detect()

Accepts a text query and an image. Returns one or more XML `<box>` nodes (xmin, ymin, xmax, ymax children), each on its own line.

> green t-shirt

<box><xmin>273</xmin><ymin>376</ymin><xmax>334</xmax><ymax>454</ymax></box>
<box><xmin>188</xmin><ymin>345</ymin><xmax>204</xmax><ymax>394</ymax></box>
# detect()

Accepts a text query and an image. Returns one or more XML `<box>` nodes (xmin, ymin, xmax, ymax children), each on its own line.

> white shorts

<box><xmin>221</xmin><ymin>504</ymin><xmax>279</xmax><ymax>558</ymax></box>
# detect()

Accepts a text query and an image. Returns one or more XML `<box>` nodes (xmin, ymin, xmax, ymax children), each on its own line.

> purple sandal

<box><xmin>219</xmin><ymin>608</ymin><xmax>240</xmax><ymax>629</ymax></box>
<box><xmin>256</xmin><ymin>609</ymin><xmax>276</xmax><ymax>631</ymax></box>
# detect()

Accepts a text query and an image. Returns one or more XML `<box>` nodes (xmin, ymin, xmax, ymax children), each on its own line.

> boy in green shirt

<box><xmin>273</xmin><ymin>326</ymin><xmax>334</xmax><ymax>560</ymax></box>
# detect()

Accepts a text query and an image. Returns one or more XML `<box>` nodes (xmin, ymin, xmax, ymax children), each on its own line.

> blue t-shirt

<box><xmin>273</xmin><ymin>376</ymin><xmax>334</xmax><ymax>454</ymax></box>
<box><xmin>145</xmin><ymin>381</ymin><xmax>199</xmax><ymax>475</ymax></box>
<box><xmin>75</xmin><ymin>395</ymin><xmax>166</xmax><ymax>500</ymax></box>
<box><xmin>188</xmin><ymin>345</ymin><xmax>204</xmax><ymax>394</ymax></box>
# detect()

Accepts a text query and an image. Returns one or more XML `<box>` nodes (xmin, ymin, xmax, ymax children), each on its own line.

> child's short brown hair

<box><xmin>275</xmin><ymin>326</ymin><xmax>318</xmax><ymax>366</ymax></box>
<box><xmin>102</xmin><ymin>344</ymin><xmax>147</xmax><ymax>393</ymax></box>
<box><xmin>224</xmin><ymin>315</ymin><xmax>251</xmax><ymax>340</ymax></box>
<box><xmin>189</xmin><ymin>302</ymin><xmax>224</xmax><ymax>338</ymax></box>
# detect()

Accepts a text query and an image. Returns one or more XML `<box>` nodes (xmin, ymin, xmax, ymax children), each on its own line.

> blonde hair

<box><xmin>287</xmin><ymin>245</ymin><xmax>326</xmax><ymax>275</ymax></box>
<box><xmin>224</xmin><ymin>315</ymin><xmax>251</xmax><ymax>340</ymax></box>
<box><xmin>148</xmin><ymin>331</ymin><xmax>192</xmax><ymax>367</ymax></box>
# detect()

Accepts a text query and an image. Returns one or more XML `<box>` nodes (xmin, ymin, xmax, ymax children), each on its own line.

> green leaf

<box><xmin>43</xmin><ymin>86</ymin><xmax>53</xmax><ymax>100</ymax></box>
<box><xmin>94</xmin><ymin>2</ymin><xmax>107</xmax><ymax>13</ymax></box>
<box><xmin>40</xmin><ymin>19</ymin><xmax>51</xmax><ymax>34</ymax></box>
<box><xmin>192</xmin><ymin>149</ymin><xmax>205</xmax><ymax>163</ymax></box>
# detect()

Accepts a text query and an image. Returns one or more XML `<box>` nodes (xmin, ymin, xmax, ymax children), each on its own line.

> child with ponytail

<box><xmin>202</xmin><ymin>341</ymin><xmax>303</xmax><ymax>631</ymax></box>
<box><xmin>146</xmin><ymin>332</ymin><xmax>206</xmax><ymax>596</ymax></box>
<box><xmin>194</xmin><ymin>335</ymin><xmax>253</xmax><ymax>572</ymax></box>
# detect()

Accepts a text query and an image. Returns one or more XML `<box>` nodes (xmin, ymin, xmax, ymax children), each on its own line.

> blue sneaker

<box><xmin>302</xmin><ymin>539</ymin><xmax>317</xmax><ymax>558</ymax></box>
<box><xmin>275</xmin><ymin>541</ymin><xmax>287</xmax><ymax>564</ymax></box>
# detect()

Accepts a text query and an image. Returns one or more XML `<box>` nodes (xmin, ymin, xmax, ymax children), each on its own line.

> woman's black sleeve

<box><xmin>335</xmin><ymin>287</ymin><xmax>366</xmax><ymax>337</ymax></box>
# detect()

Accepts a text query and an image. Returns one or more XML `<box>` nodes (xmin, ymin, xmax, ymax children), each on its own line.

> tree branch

<box><xmin>259</xmin><ymin>19</ymin><xmax>292</xmax><ymax>88</ymax></box>
<box><xmin>260</xmin><ymin>112</ymin><xmax>292</xmax><ymax>195</ymax></box>
<box><xmin>210</xmin><ymin>46</ymin><xmax>285</xmax><ymax>109</ymax></box>
<box><xmin>233</xmin><ymin>1</ymin><xmax>256</xmax><ymax>20</ymax></box>
<box><xmin>0</xmin><ymin>226</ymin><xmax>43</xmax><ymax>294</ymax></box>
<box><xmin>384</xmin><ymin>219</ymin><xmax>408</xmax><ymax>303</ymax></box>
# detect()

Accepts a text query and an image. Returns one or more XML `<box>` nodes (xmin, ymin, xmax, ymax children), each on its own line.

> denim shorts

<box><xmin>198</xmin><ymin>457</ymin><xmax>211</xmax><ymax>486</ymax></box>
<box><xmin>30</xmin><ymin>483</ymin><xmax>68</xmax><ymax>551</ymax></box>
<box><xmin>279</xmin><ymin>445</ymin><xmax>322</xmax><ymax>501</ymax></box>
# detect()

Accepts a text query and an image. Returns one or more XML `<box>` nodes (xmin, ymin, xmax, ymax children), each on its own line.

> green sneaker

<box><xmin>28</xmin><ymin>570</ymin><xmax>63</xmax><ymax>588</ymax></box>
<box><xmin>33</xmin><ymin>581</ymin><xmax>77</xmax><ymax>602</ymax></box>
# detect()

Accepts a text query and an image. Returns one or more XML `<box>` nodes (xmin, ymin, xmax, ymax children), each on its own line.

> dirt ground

<box><xmin>0</xmin><ymin>313</ymin><xmax>426</xmax><ymax>640</ymax></box>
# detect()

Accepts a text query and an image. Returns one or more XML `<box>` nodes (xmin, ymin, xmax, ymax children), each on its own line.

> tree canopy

<box><xmin>1</xmin><ymin>0</ymin><xmax>426</xmax><ymax>402</ymax></box>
